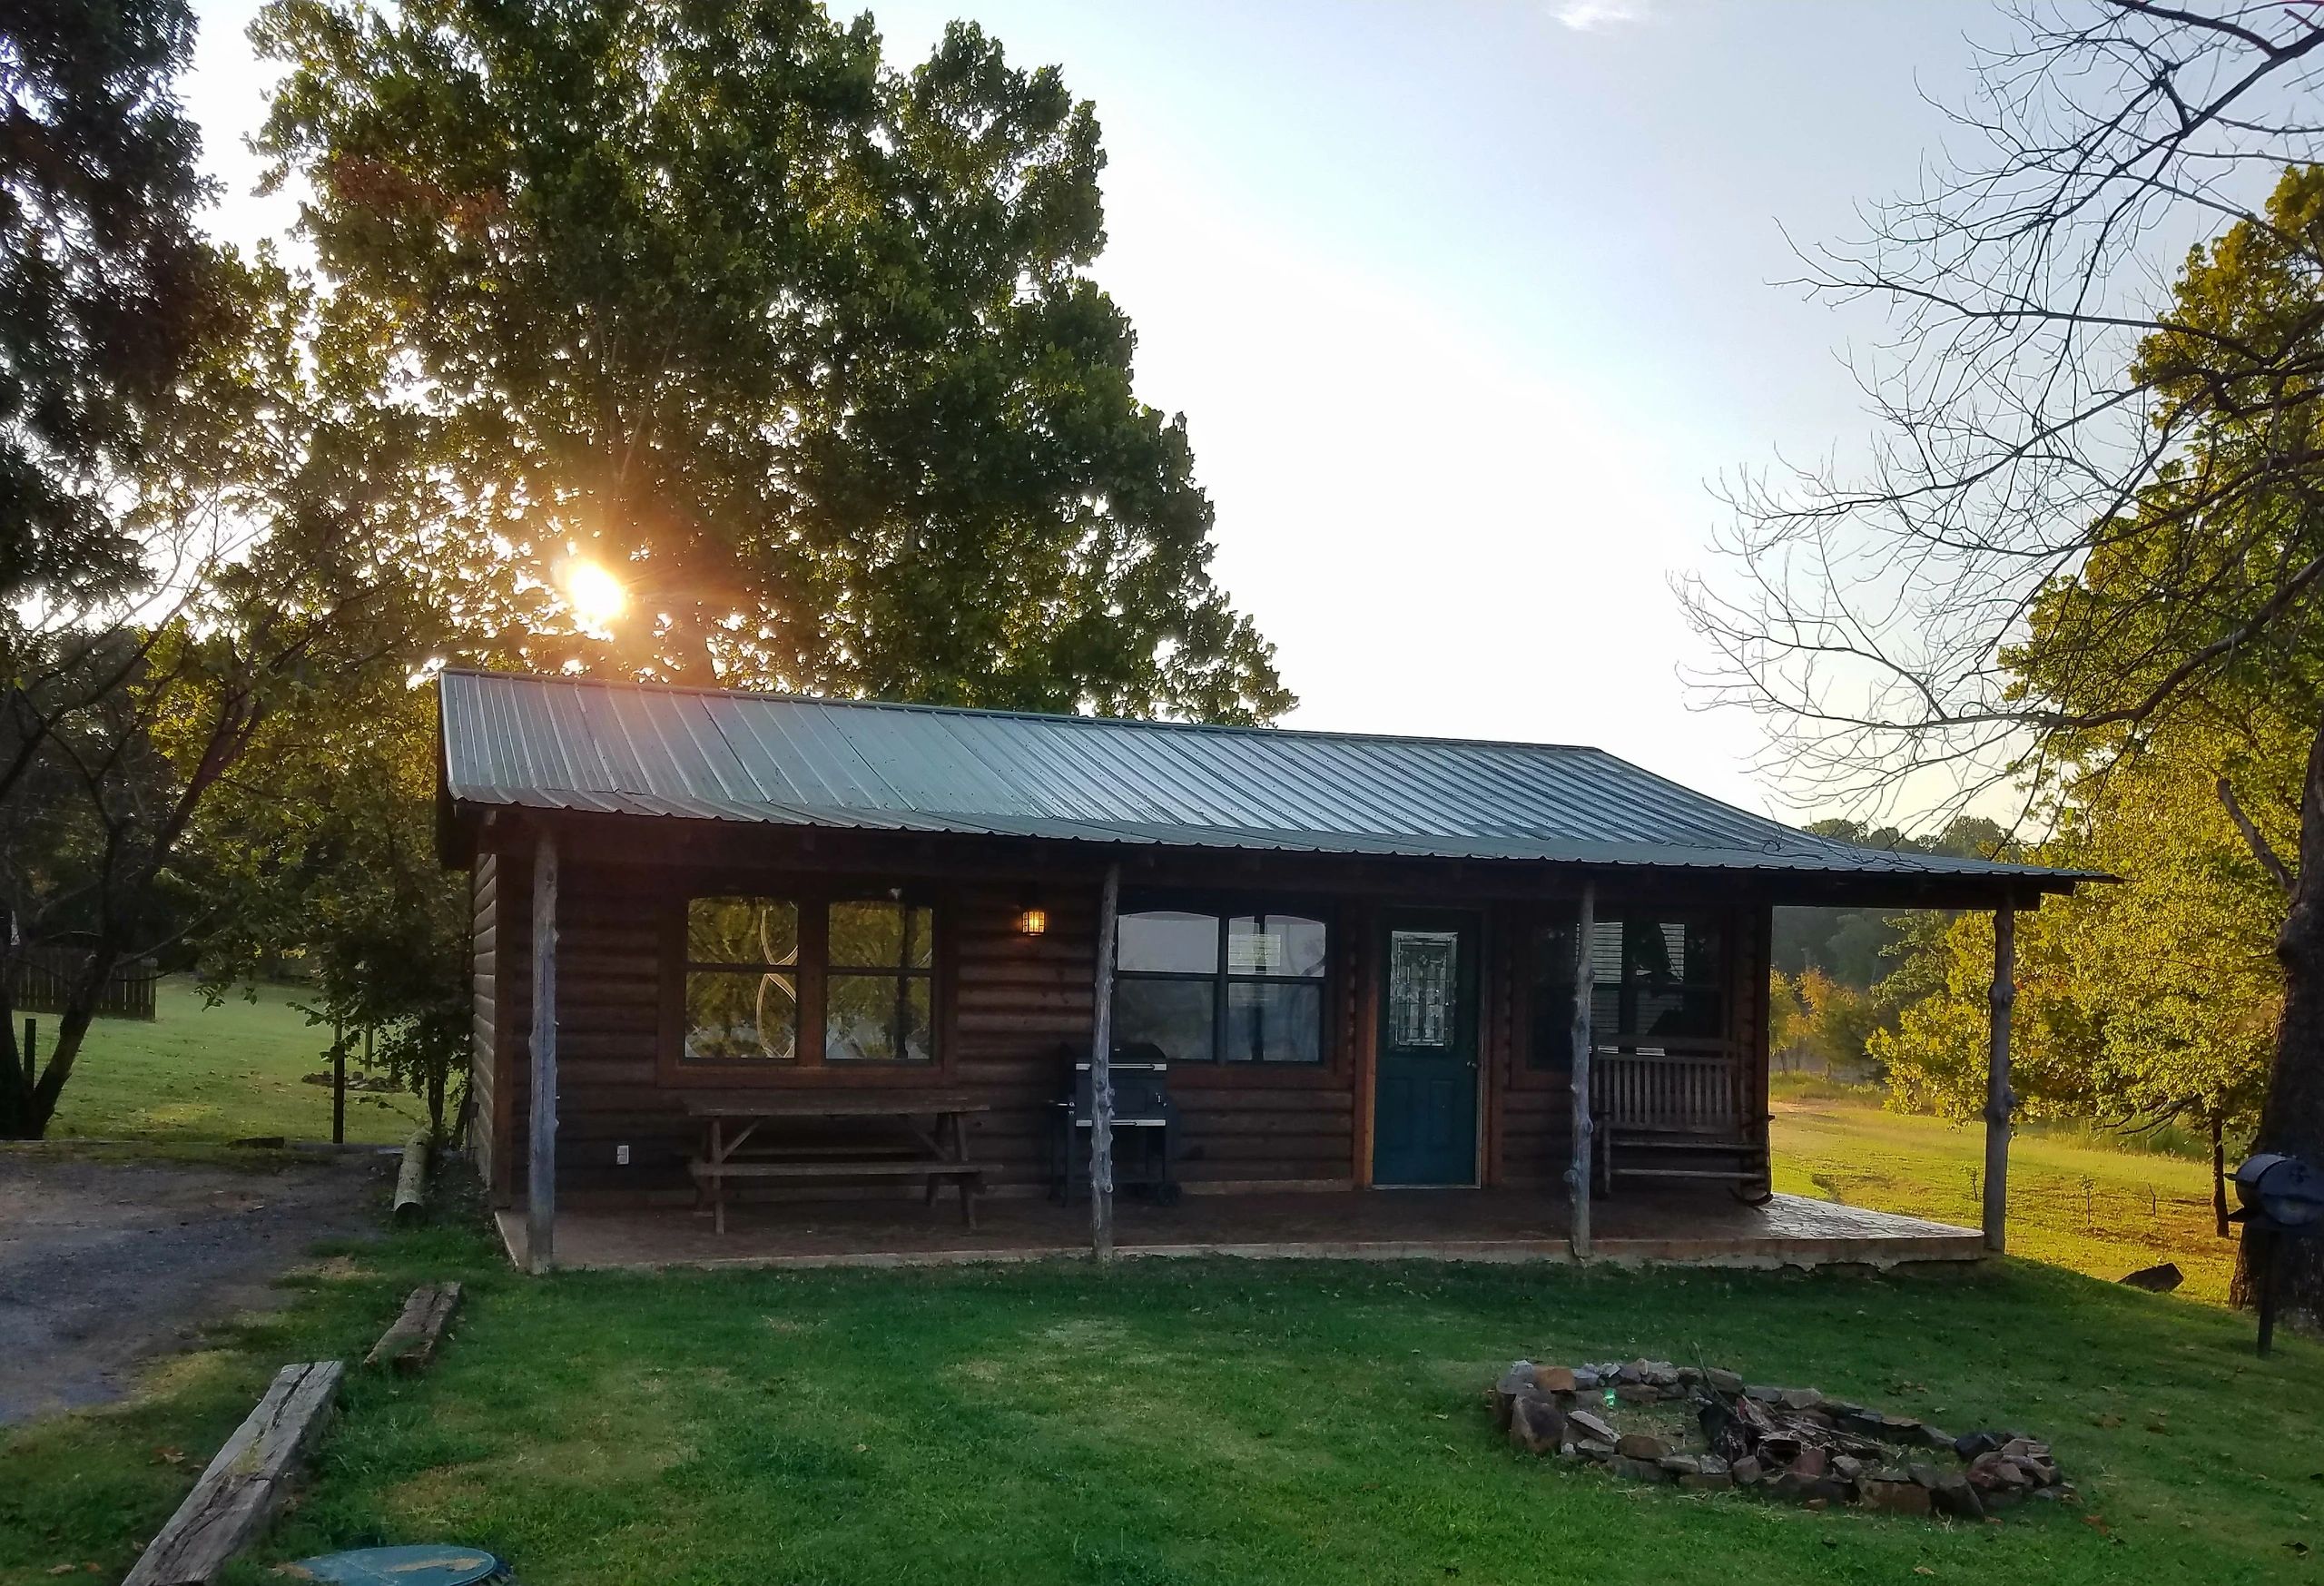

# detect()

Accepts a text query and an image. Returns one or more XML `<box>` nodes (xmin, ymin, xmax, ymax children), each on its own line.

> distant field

<box><xmin>44</xmin><ymin>977</ymin><xmax>419</xmax><ymax>1145</ymax></box>
<box><xmin>1770</xmin><ymin>1079</ymin><xmax>2237</xmax><ymax>1305</ymax></box>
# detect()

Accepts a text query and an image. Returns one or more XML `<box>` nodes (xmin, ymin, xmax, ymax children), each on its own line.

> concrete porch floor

<box><xmin>495</xmin><ymin>1187</ymin><xmax>1983</xmax><ymax>1273</ymax></box>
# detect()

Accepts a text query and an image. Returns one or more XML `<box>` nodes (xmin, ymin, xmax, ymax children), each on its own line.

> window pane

<box><xmin>1118</xmin><ymin>911</ymin><xmax>1220</xmax><ymax>974</ymax></box>
<box><xmin>1226</xmin><ymin>914</ymin><xmax>1327</xmax><ymax>978</ymax></box>
<box><xmin>1589</xmin><ymin>914</ymin><xmax>1725</xmax><ymax>1040</ymax></box>
<box><xmin>829</xmin><ymin>900</ymin><xmax>933</xmax><ymax>970</ymax></box>
<box><xmin>684</xmin><ymin>969</ymin><xmax>797</xmax><ymax>1062</ymax></box>
<box><xmin>825</xmin><ymin>972</ymin><xmax>934</xmax><ymax>1061</ymax></box>
<box><xmin>1526</xmin><ymin>912</ymin><xmax>1580</xmax><ymax>1069</ymax></box>
<box><xmin>1388</xmin><ymin>930</ymin><xmax>1459</xmax><ymax>1048</ymax></box>
<box><xmin>1115</xmin><ymin>978</ymin><xmax>1216</xmax><ymax>1063</ymax></box>
<box><xmin>1226</xmin><ymin>980</ymin><xmax>1322</xmax><ymax>1064</ymax></box>
<box><xmin>689</xmin><ymin>896</ymin><xmax>797</xmax><ymax>968</ymax></box>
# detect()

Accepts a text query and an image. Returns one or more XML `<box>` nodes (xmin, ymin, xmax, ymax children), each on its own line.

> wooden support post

<box><xmin>1983</xmin><ymin>899</ymin><xmax>2015</xmax><ymax>1254</ymax></box>
<box><xmin>330</xmin><ymin>1022</ymin><xmax>345</xmax><ymax>1147</ymax></box>
<box><xmin>527</xmin><ymin>829</ymin><xmax>559</xmax><ymax>1275</ymax></box>
<box><xmin>1568</xmin><ymin>880</ymin><xmax>1597</xmax><ymax>1258</ymax></box>
<box><xmin>1089</xmin><ymin>861</ymin><xmax>1120</xmax><ymax>1262</ymax></box>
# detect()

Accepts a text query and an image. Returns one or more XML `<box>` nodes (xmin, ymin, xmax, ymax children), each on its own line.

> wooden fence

<box><xmin>7</xmin><ymin>945</ymin><xmax>161</xmax><ymax>1021</ymax></box>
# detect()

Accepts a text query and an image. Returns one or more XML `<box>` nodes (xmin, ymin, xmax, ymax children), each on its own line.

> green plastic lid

<box><xmin>283</xmin><ymin>1545</ymin><xmax>505</xmax><ymax>1585</ymax></box>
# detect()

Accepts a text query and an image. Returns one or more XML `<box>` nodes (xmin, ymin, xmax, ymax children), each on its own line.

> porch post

<box><xmin>527</xmin><ymin>829</ymin><xmax>559</xmax><ymax>1275</ymax></box>
<box><xmin>1982</xmin><ymin>897</ymin><xmax>2015</xmax><ymax>1254</ymax></box>
<box><xmin>1089</xmin><ymin>861</ymin><xmax>1121</xmax><ymax>1262</ymax></box>
<box><xmin>1568</xmin><ymin>880</ymin><xmax>1597</xmax><ymax>1257</ymax></box>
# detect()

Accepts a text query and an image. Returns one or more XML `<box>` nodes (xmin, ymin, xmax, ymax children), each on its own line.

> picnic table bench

<box><xmin>684</xmin><ymin>1092</ymin><xmax>989</xmax><ymax>1234</ymax></box>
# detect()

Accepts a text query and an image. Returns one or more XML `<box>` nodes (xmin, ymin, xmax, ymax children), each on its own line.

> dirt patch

<box><xmin>0</xmin><ymin>1147</ymin><xmax>389</xmax><ymax>1423</ymax></box>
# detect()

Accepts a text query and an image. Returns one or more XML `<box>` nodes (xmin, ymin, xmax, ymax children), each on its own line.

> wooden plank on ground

<box><xmin>362</xmin><ymin>1283</ymin><xmax>463</xmax><ymax>1375</ymax></box>
<box><xmin>122</xmin><ymin>1359</ymin><xmax>344</xmax><ymax>1586</ymax></box>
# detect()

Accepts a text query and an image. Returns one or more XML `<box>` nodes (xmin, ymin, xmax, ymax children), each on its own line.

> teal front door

<box><xmin>1372</xmin><ymin>912</ymin><xmax>1480</xmax><ymax>1187</ymax></box>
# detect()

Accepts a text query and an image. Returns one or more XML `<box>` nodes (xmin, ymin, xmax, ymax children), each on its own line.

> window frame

<box><xmin>1113</xmin><ymin>896</ymin><xmax>1340</xmax><ymax>1076</ymax></box>
<box><xmin>1518</xmin><ymin>901</ymin><xmax>1738</xmax><ymax>1074</ymax></box>
<box><xmin>660</xmin><ymin>879</ymin><xmax>948</xmax><ymax>1085</ymax></box>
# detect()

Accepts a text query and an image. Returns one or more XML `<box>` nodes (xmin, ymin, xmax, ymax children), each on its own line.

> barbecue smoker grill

<box><xmin>1049</xmin><ymin>1044</ymin><xmax>1179</xmax><ymax>1205</ymax></box>
<box><xmin>2230</xmin><ymin>1151</ymin><xmax>2324</xmax><ymax>1355</ymax></box>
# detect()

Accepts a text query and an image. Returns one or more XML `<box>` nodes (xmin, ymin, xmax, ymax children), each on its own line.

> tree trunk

<box><xmin>2235</xmin><ymin>708</ymin><xmax>2324</xmax><ymax>1326</ymax></box>
<box><xmin>0</xmin><ymin>995</ymin><xmax>31</xmax><ymax>1138</ymax></box>
<box><xmin>0</xmin><ymin>947</ymin><xmax>119</xmax><ymax>1139</ymax></box>
<box><xmin>2211</xmin><ymin>1113</ymin><xmax>2230</xmax><ymax>1240</ymax></box>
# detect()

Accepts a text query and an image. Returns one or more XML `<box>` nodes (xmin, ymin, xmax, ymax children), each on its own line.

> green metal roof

<box><xmin>436</xmin><ymin>669</ymin><xmax>2089</xmax><ymax>894</ymax></box>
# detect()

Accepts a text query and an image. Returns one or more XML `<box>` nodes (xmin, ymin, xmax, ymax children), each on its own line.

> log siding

<box><xmin>468</xmin><ymin>823</ymin><xmax>1772</xmax><ymax>1207</ymax></box>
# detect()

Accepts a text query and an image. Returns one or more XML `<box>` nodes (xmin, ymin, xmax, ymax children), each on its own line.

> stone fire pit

<box><xmin>1490</xmin><ymin>1359</ymin><xmax>2073</xmax><ymax>1518</ymax></box>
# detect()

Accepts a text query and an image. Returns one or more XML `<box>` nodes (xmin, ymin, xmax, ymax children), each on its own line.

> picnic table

<box><xmin>684</xmin><ymin>1091</ymin><xmax>989</xmax><ymax>1235</ymax></box>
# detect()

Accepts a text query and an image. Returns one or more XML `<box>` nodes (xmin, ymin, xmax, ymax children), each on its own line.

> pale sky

<box><xmin>182</xmin><ymin>0</ymin><xmax>1998</xmax><ymax>816</ymax></box>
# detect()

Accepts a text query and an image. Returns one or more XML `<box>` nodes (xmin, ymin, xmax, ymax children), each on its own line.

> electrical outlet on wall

<box><xmin>616</xmin><ymin>1142</ymin><xmax>631</xmax><ymax>1166</ymax></box>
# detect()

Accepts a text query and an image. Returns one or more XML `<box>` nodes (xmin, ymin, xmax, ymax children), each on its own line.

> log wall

<box><xmin>468</xmin><ymin>828</ymin><xmax>1770</xmax><ymax>1206</ymax></box>
<box><xmin>468</xmin><ymin>852</ymin><xmax>498</xmax><ymax>1192</ymax></box>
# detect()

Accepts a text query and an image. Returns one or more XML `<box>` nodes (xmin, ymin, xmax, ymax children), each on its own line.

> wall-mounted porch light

<box><xmin>1017</xmin><ymin>896</ymin><xmax>1049</xmax><ymax>937</ymax></box>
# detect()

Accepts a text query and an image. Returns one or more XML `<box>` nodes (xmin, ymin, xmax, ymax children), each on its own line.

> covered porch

<box><xmin>491</xmin><ymin>1184</ymin><xmax>1983</xmax><ymax>1273</ymax></box>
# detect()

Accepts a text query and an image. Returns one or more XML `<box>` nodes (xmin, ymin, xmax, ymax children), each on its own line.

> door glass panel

<box><xmin>1388</xmin><ymin>930</ymin><xmax>1459</xmax><ymax>1048</ymax></box>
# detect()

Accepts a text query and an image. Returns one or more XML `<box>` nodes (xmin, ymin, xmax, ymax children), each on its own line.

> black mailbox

<box><xmin>2230</xmin><ymin>1151</ymin><xmax>2324</xmax><ymax>1355</ymax></box>
<box><xmin>2235</xmin><ymin>1153</ymin><xmax>2324</xmax><ymax>1228</ymax></box>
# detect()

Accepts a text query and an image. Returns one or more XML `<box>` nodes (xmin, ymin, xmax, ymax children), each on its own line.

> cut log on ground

<box><xmin>363</xmin><ymin>1283</ymin><xmax>463</xmax><ymax>1374</ymax></box>
<box><xmin>121</xmin><ymin>1359</ymin><xmax>344</xmax><ymax>1586</ymax></box>
<box><xmin>391</xmin><ymin>1131</ymin><xmax>431</xmax><ymax>1225</ymax></box>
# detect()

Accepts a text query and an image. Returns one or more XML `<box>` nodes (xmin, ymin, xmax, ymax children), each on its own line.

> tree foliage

<box><xmin>1768</xmin><ymin>966</ymin><xmax>1883</xmax><ymax>1078</ymax></box>
<box><xmin>252</xmin><ymin>0</ymin><xmax>1289</xmax><ymax>720</ymax></box>
<box><xmin>0</xmin><ymin>247</ymin><xmax>440</xmax><ymax>1138</ymax></box>
<box><xmin>1773</xmin><ymin>816</ymin><xmax>2007</xmax><ymax>990</ymax></box>
<box><xmin>189</xmin><ymin>665</ymin><xmax>468</xmax><ymax>1136</ymax></box>
<box><xmin>1</xmin><ymin>0</ymin><xmax>220</xmax><ymax>608</ymax></box>
<box><xmin>1686</xmin><ymin>5</ymin><xmax>2324</xmax><ymax>1324</ymax></box>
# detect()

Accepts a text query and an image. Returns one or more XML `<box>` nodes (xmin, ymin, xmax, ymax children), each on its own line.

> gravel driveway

<box><xmin>0</xmin><ymin>1148</ymin><xmax>389</xmax><ymax>1423</ymax></box>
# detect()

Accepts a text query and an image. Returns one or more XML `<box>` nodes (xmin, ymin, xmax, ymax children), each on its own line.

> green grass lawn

<box><xmin>1771</xmin><ymin>1079</ymin><xmax>2239</xmax><ymax>1305</ymax></box>
<box><xmin>3</xmin><ymin>1207</ymin><xmax>2319</xmax><ymax>1586</ymax></box>
<box><xmin>44</xmin><ymin>977</ymin><xmax>419</xmax><ymax>1145</ymax></box>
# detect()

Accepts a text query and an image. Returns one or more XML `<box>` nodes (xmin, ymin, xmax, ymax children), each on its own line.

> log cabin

<box><xmin>435</xmin><ymin>668</ymin><xmax>2091</xmax><ymax>1272</ymax></box>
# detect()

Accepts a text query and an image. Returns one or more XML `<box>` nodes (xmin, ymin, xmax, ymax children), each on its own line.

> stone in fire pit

<box><xmin>1489</xmin><ymin>1359</ymin><xmax>2073</xmax><ymax>1518</ymax></box>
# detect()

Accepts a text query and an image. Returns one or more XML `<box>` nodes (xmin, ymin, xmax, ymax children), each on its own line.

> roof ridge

<box><xmin>434</xmin><ymin>666</ymin><xmax>1607</xmax><ymax>757</ymax></box>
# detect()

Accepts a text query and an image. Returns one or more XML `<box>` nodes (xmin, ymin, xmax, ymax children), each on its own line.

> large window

<box><xmin>1525</xmin><ymin>909</ymin><xmax>1727</xmax><ymax>1068</ymax></box>
<box><xmin>680</xmin><ymin>893</ymin><xmax>936</xmax><ymax>1067</ymax></box>
<box><xmin>1116</xmin><ymin>908</ymin><xmax>1328</xmax><ymax>1065</ymax></box>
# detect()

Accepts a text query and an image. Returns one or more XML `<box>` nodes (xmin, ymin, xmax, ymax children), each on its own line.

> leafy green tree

<box><xmin>2</xmin><ymin>0</ymin><xmax>219</xmax><ymax>611</ymax></box>
<box><xmin>1872</xmin><ymin>903</ymin><xmax>2102</xmax><ymax>1129</ymax></box>
<box><xmin>1876</xmin><ymin>735</ymin><xmax>2289</xmax><ymax>1236</ymax></box>
<box><xmin>1693</xmin><ymin>25</ymin><xmax>2324</xmax><ymax>1323</ymax></box>
<box><xmin>0</xmin><ymin>252</ymin><xmax>439</xmax><ymax>1138</ymax></box>
<box><xmin>251</xmin><ymin>0</ymin><xmax>1289</xmax><ymax>721</ymax></box>
<box><xmin>1769</xmin><ymin>967</ymin><xmax>1885</xmax><ymax>1077</ymax></box>
<box><xmin>190</xmin><ymin>666</ymin><xmax>468</xmax><ymax>1138</ymax></box>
